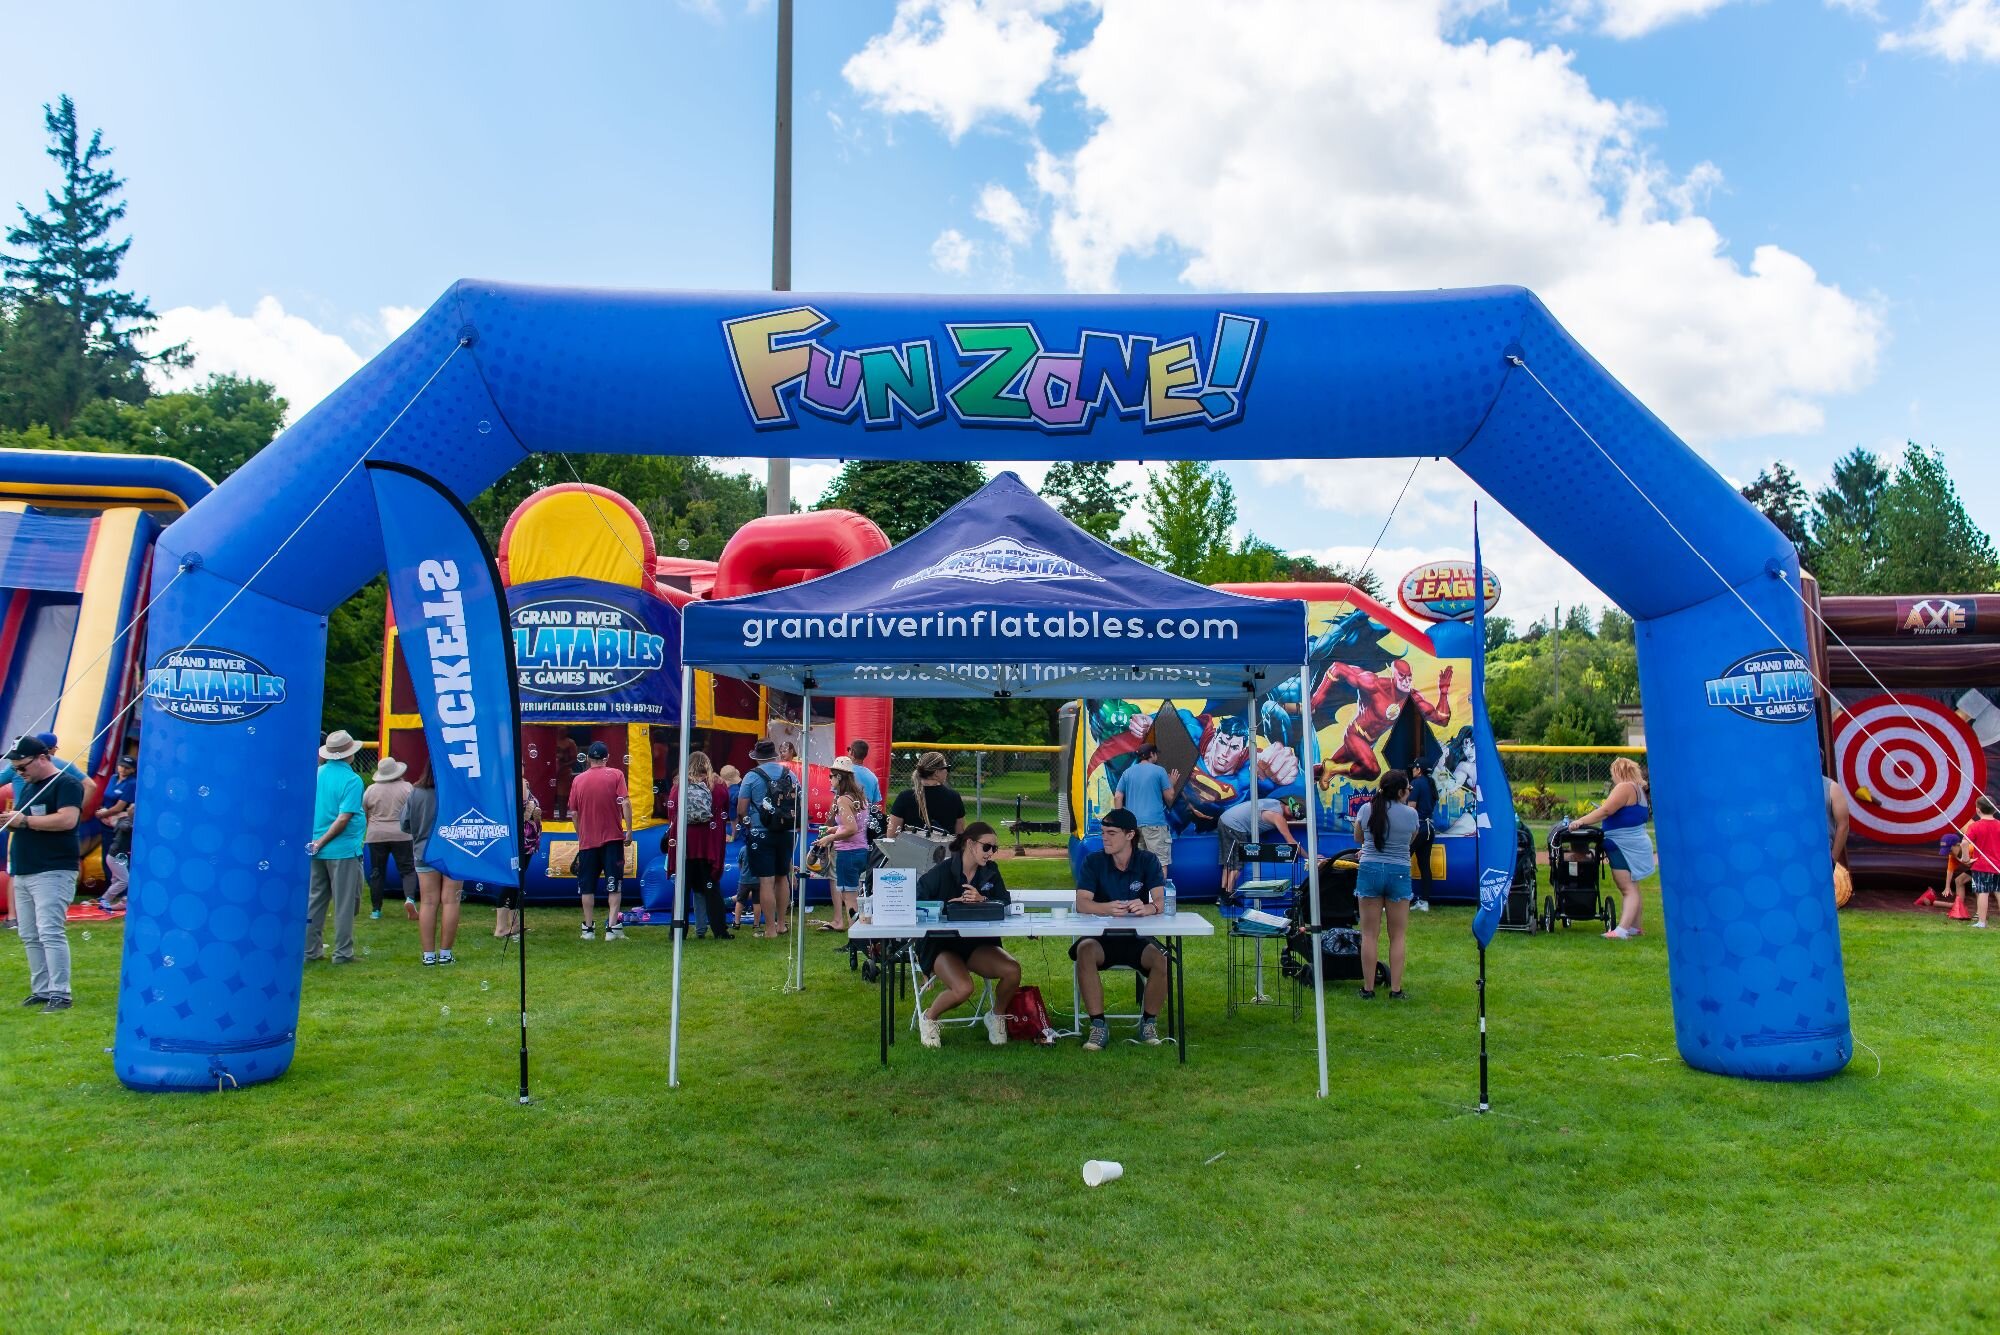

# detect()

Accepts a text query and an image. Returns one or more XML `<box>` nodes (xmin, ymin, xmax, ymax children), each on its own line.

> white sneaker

<box><xmin>580</xmin><ymin>922</ymin><xmax>595</xmax><ymax>941</ymax></box>
<box><xmin>605</xmin><ymin>926</ymin><xmax>625</xmax><ymax>941</ymax></box>
<box><xmin>918</xmin><ymin>1012</ymin><xmax>942</xmax><ymax>1048</ymax></box>
<box><xmin>984</xmin><ymin>1010</ymin><xmax>1009</xmax><ymax>1046</ymax></box>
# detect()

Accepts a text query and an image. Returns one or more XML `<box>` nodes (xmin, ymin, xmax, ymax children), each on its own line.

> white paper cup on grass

<box><xmin>1082</xmin><ymin>1160</ymin><xmax>1123</xmax><ymax>1187</ymax></box>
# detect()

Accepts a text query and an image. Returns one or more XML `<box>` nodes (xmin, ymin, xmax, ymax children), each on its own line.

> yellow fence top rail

<box><xmin>891</xmin><ymin>741</ymin><xmax>1064</xmax><ymax>754</ymax></box>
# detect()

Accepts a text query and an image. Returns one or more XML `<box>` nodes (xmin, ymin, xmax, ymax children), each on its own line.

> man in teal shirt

<box><xmin>305</xmin><ymin>730</ymin><xmax>367</xmax><ymax>964</ymax></box>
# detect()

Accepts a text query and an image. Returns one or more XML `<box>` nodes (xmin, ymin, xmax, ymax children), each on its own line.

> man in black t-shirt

<box><xmin>1072</xmin><ymin>808</ymin><xmax>1170</xmax><ymax>1051</ymax></box>
<box><xmin>4</xmin><ymin>735</ymin><xmax>85</xmax><ymax>1013</ymax></box>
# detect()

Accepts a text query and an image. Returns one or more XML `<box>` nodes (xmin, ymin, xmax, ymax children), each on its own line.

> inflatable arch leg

<box><xmin>1636</xmin><ymin>568</ymin><xmax>1850</xmax><ymax>1079</ymax></box>
<box><xmin>115</xmin><ymin>570</ymin><xmax>327</xmax><ymax>1091</ymax></box>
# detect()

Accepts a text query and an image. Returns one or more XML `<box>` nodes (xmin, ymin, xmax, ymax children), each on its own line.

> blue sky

<box><xmin>2</xmin><ymin>0</ymin><xmax>1994</xmax><ymax>621</ymax></box>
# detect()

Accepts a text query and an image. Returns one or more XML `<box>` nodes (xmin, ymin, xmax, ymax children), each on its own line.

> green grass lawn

<box><xmin>2</xmin><ymin>866</ymin><xmax>1994</xmax><ymax>1334</ymax></box>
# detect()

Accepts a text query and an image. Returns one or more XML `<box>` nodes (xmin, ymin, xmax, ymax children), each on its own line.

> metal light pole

<box><xmin>767</xmin><ymin>0</ymin><xmax>793</xmax><ymax>517</ymax></box>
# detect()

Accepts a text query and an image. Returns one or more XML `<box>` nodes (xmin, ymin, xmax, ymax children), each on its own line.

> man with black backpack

<box><xmin>736</xmin><ymin>739</ymin><xmax>799</xmax><ymax>939</ymax></box>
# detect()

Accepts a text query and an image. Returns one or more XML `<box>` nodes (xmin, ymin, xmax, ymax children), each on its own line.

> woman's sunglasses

<box><xmin>976</xmin><ymin>841</ymin><xmax>998</xmax><ymax>853</ymax></box>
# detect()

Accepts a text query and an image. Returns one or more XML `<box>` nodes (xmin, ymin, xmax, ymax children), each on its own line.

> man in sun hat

<box><xmin>304</xmin><ymin>729</ymin><xmax>367</xmax><ymax>964</ymax></box>
<box><xmin>362</xmin><ymin>755</ymin><xmax>417</xmax><ymax>922</ymax></box>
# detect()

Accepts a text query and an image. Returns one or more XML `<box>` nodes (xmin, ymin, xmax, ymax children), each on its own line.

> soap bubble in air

<box><xmin>440</xmin><ymin>1005</ymin><xmax>451</xmax><ymax>1018</ymax></box>
<box><xmin>162</xmin><ymin>956</ymin><xmax>175</xmax><ymax>968</ymax></box>
<box><xmin>198</xmin><ymin>785</ymin><xmax>211</xmax><ymax>798</ymax></box>
<box><xmin>258</xmin><ymin>861</ymin><xmax>270</xmax><ymax>871</ymax></box>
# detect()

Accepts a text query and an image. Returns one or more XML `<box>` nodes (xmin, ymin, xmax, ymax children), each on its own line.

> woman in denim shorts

<box><xmin>1352</xmin><ymin>770</ymin><xmax>1418</xmax><ymax>1000</ymax></box>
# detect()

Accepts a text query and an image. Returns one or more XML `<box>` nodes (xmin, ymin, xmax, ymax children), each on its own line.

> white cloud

<box><xmin>376</xmin><ymin>305</ymin><xmax>422</xmax><ymax>342</ymax></box>
<box><xmin>1881</xmin><ymin>0</ymin><xmax>2000</xmax><ymax>61</ymax></box>
<box><xmin>975</xmin><ymin>182</ymin><xmax>1036</xmax><ymax>244</ymax></box>
<box><xmin>1257</xmin><ymin>458</ymin><xmax>1608</xmax><ymax>622</ymax></box>
<box><xmin>148</xmin><ymin>297</ymin><xmax>366</xmax><ymax>423</ymax></box>
<box><xmin>842</xmin><ymin>0</ymin><xmax>1080</xmax><ymax>140</ymax></box>
<box><xmin>1551</xmin><ymin>0</ymin><xmax>1742</xmax><ymax>38</ymax></box>
<box><xmin>1019</xmin><ymin>0</ymin><xmax>1882</xmax><ymax>443</ymax></box>
<box><xmin>930</xmin><ymin>227</ymin><xmax>975</xmax><ymax>274</ymax></box>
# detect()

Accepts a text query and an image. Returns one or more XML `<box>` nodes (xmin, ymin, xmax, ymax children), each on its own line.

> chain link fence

<box><xmin>1496</xmin><ymin>746</ymin><xmax>1648</xmax><ymax>823</ymax></box>
<box><xmin>888</xmin><ymin>744</ymin><xmax>1065</xmax><ymax>851</ymax></box>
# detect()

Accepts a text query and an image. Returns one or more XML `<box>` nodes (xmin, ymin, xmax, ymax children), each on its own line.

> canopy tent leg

<box><xmin>1304</xmin><ymin>657</ymin><xmax>1328</xmax><ymax>1099</ymax></box>
<box><xmin>668</xmin><ymin>665</ymin><xmax>693</xmax><ymax>1088</ymax></box>
<box><xmin>792</xmin><ymin>686</ymin><xmax>811</xmax><ymax>994</ymax></box>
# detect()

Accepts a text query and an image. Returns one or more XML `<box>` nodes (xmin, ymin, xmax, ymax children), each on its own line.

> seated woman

<box><xmin>912</xmin><ymin>821</ymin><xmax>1018</xmax><ymax>1049</ymax></box>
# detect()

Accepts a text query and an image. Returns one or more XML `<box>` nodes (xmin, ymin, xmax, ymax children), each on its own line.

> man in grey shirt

<box><xmin>1217</xmin><ymin>796</ymin><xmax>1297</xmax><ymax>895</ymax></box>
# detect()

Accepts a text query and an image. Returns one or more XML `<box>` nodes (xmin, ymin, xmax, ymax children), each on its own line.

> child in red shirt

<box><xmin>1959</xmin><ymin>796</ymin><xmax>2000</xmax><ymax>929</ymax></box>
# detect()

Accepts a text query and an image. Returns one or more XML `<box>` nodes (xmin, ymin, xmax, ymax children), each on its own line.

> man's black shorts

<box><xmin>1071</xmin><ymin>934</ymin><xmax>1161</xmax><ymax>973</ymax></box>
<box><xmin>575</xmin><ymin>842</ymin><xmax>624</xmax><ymax>889</ymax></box>
<box><xmin>747</xmin><ymin>830</ymin><xmax>795</xmax><ymax>879</ymax></box>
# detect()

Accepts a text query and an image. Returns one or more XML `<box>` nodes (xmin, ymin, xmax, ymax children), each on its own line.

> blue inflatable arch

<box><xmin>117</xmin><ymin>282</ymin><xmax>1848</xmax><ymax>1090</ymax></box>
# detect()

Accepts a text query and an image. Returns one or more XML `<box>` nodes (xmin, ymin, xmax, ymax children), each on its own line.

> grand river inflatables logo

<box><xmin>890</xmin><ymin>538</ymin><xmax>1103</xmax><ymax>590</ymax></box>
<box><xmin>1704</xmin><ymin>649</ymin><xmax>1813</xmax><ymax>723</ymax></box>
<box><xmin>723</xmin><ymin>306</ymin><xmax>1264</xmax><ymax>432</ymax></box>
<box><xmin>145</xmin><ymin>645</ymin><xmax>287</xmax><ymax>723</ymax></box>
<box><xmin>438</xmin><ymin>807</ymin><xmax>509</xmax><ymax>860</ymax></box>
<box><xmin>512</xmin><ymin>597</ymin><xmax>667</xmax><ymax>696</ymax></box>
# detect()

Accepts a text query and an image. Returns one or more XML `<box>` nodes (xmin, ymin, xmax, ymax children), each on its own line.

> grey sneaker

<box><xmin>437</xmin><ymin>950</ymin><xmax>455</xmax><ymax>964</ymax></box>
<box><xmin>1136</xmin><ymin>1017</ymin><xmax>1162</xmax><ymax>1046</ymax></box>
<box><xmin>1083</xmin><ymin>1019</ymin><xmax>1109</xmax><ymax>1052</ymax></box>
<box><xmin>41</xmin><ymin>995</ymin><xmax>73</xmax><ymax>1013</ymax></box>
<box><xmin>21</xmin><ymin>993</ymin><xmax>48</xmax><ymax>1007</ymax></box>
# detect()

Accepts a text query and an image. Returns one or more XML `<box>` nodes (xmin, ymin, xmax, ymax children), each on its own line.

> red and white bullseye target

<box><xmin>1834</xmin><ymin>693</ymin><xmax>1988</xmax><ymax>844</ymax></box>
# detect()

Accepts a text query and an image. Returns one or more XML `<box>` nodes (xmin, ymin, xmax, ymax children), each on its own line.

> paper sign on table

<box><xmin>872</xmin><ymin>867</ymin><xmax>918</xmax><ymax>927</ymax></box>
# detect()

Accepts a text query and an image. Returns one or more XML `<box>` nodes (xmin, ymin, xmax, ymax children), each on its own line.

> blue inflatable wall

<box><xmin>114</xmin><ymin>282</ymin><xmax>1848</xmax><ymax>1089</ymax></box>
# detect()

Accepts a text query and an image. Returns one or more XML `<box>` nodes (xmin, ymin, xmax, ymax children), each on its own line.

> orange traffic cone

<box><xmin>1948</xmin><ymin>894</ymin><xmax>1974</xmax><ymax>921</ymax></box>
<box><xmin>1915</xmin><ymin>887</ymin><xmax>1939</xmax><ymax>907</ymax></box>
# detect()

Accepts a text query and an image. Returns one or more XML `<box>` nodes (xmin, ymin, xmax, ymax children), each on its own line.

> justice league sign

<box><xmin>365</xmin><ymin>461</ymin><xmax>522</xmax><ymax>888</ymax></box>
<box><xmin>507</xmin><ymin>577</ymin><xmax>681</xmax><ymax>722</ymax></box>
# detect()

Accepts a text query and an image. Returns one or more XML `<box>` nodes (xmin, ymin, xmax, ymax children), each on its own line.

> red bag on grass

<box><xmin>1005</xmin><ymin>986</ymin><xmax>1056</xmax><ymax>1045</ymax></box>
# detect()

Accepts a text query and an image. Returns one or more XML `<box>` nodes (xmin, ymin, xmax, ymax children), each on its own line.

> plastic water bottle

<box><xmin>1164</xmin><ymin>881</ymin><xmax>1178</xmax><ymax>919</ymax></box>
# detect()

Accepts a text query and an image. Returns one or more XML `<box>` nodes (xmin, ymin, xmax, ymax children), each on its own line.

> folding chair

<box><xmin>903</xmin><ymin>937</ymin><xmax>995</xmax><ymax>1035</ymax></box>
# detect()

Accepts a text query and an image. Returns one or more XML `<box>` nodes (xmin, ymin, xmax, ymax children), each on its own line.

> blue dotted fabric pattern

<box><xmin>114</xmin><ymin>568</ymin><xmax>330</xmax><ymax>1091</ymax></box>
<box><xmin>1637</xmin><ymin>573</ymin><xmax>1851</xmax><ymax>1079</ymax></box>
<box><xmin>118</xmin><ymin>281</ymin><xmax>1850</xmax><ymax>1089</ymax></box>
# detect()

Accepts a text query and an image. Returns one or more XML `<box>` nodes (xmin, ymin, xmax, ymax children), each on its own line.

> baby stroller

<box><xmin>1543</xmin><ymin>820</ymin><xmax>1612</xmax><ymax>931</ymax></box>
<box><xmin>1281</xmin><ymin>854</ymin><xmax>1387</xmax><ymax>989</ymax></box>
<box><xmin>1495</xmin><ymin>822</ymin><xmax>1541</xmax><ymax>934</ymax></box>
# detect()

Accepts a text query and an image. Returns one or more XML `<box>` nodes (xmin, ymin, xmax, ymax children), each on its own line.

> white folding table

<box><xmin>847</xmin><ymin>911</ymin><xmax>1215</xmax><ymax>1066</ymax></box>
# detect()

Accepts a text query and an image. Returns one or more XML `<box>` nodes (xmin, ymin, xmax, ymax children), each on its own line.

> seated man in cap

<box><xmin>1072</xmin><ymin>808</ymin><xmax>1170</xmax><ymax>1052</ymax></box>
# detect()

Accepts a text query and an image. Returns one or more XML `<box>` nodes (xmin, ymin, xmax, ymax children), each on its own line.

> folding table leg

<box><xmin>879</xmin><ymin>945</ymin><xmax>890</xmax><ymax>1067</ymax></box>
<box><xmin>1176</xmin><ymin>941</ymin><xmax>1188</xmax><ymax>1065</ymax></box>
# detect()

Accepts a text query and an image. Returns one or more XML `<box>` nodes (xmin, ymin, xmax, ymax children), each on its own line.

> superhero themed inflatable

<box><xmin>1809</xmin><ymin>586</ymin><xmax>2000</xmax><ymax>891</ymax></box>
<box><xmin>378</xmin><ymin>483</ymin><xmax>891</xmax><ymax>903</ymax></box>
<box><xmin>0</xmin><ymin>449</ymin><xmax>211</xmax><ymax>901</ymax></box>
<box><xmin>1065</xmin><ymin>577</ymin><xmax>1481</xmax><ymax>900</ymax></box>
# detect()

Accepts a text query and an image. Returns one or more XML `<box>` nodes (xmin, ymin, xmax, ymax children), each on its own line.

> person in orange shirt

<box><xmin>1959</xmin><ymin>796</ymin><xmax>2000</xmax><ymax>929</ymax></box>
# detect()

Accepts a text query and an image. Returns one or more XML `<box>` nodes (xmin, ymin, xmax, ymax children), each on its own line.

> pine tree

<box><xmin>1809</xmin><ymin>446</ymin><xmax>1889</xmax><ymax>592</ymax></box>
<box><xmin>1038</xmin><ymin>460</ymin><xmax>1132</xmax><ymax>541</ymax></box>
<box><xmin>2</xmin><ymin>95</ymin><xmax>185</xmax><ymax>429</ymax></box>
<box><xmin>1740</xmin><ymin>461</ymin><xmax>1813</xmax><ymax>559</ymax></box>
<box><xmin>1870</xmin><ymin>444</ymin><xmax>2000</xmax><ymax>595</ymax></box>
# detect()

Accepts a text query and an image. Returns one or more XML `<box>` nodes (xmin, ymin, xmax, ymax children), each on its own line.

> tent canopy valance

<box><xmin>678</xmin><ymin>472</ymin><xmax>1307</xmax><ymax>699</ymax></box>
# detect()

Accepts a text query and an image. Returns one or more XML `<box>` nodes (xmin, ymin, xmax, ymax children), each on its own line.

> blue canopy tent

<box><xmin>673</xmin><ymin>472</ymin><xmax>1326</xmax><ymax>1085</ymax></box>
